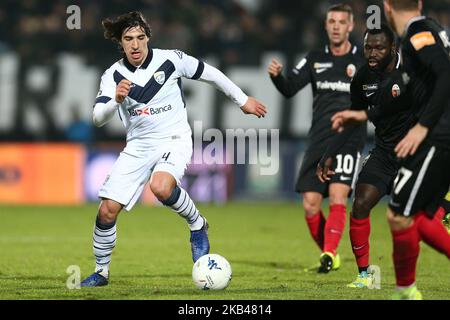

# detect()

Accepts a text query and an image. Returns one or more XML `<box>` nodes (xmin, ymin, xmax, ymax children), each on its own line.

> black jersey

<box><xmin>271</xmin><ymin>45</ymin><xmax>366</xmax><ymax>149</ymax></box>
<box><xmin>401</xmin><ymin>17</ymin><xmax>450</xmax><ymax>149</ymax></box>
<box><xmin>350</xmin><ymin>54</ymin><xmax>417</xmax><ymax>151</ymax></box>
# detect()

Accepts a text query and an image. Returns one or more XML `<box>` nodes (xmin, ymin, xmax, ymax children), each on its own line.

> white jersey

<box><xmin>94</xmin><ymin>48</ymin><xmax>248</xmax><ymax>148</ymax></box>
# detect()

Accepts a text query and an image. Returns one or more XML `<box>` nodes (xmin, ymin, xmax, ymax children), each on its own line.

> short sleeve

<box><xmin>171</xmin><ymin>49</ymin><xmax>205</xmax><ymax>80</ymax></box>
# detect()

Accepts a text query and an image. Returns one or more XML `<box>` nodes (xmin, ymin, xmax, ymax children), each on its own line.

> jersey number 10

<box><xmin>334</xmin><ymin>154</ymin><xmax>354</xmax><ymax>175</ymax></box>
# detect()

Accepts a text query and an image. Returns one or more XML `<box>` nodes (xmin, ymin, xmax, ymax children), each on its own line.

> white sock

<box><xmin>93</xmin><ymin>218</ymin><xmax>116</xmax><ymax>278</ymax></box>
<box><xmin>95</xmin><ymin>265</ymin><xmax>109</xmax><ymax>279</ymax></box>
<box><xmin>164</xmin><ymin>186</ymin><xmax>205</xmax><ymax>231</ymax></box>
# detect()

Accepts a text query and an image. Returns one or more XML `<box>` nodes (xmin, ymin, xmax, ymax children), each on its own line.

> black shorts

<box><xmin>295</xmin><ymin>147</ymin><xmax>361</xmax><ymax>197</ymax></box>
<box><xmin>388</xmin><ymin>141</ymin><xmax>450</xmax><ymax>217</ymax></box>
<box><xmin>357</xmin><ymin>146</ymin><xmax>399</xmax><ymax>196</ymax></box>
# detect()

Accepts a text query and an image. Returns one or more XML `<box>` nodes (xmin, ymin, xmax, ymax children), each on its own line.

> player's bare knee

<box><xmin>97</xmin><ymin>207</ymin><xmax>117</xmax><ymax>223</ymax></box>
<box><xmin>150</xmin><ymin>179</ymin><xmax>173</xmax><ymax>201</ymax></box>
<box><xmin>330</xmin><ymin>198</ymin><xmax>347</xmax><ymax>207</ymax></box>
<box><xmin>303</xmin><ymin>199</ymin><xmax>321</xmax><ymax>217</ymax></box>
<box><xmin>328</xmin><ymin>192</ymin><xmax>348</xmax><ymax>206</ymax></box>
<box><xmin>98</xmin><ymin>201</ymin><xmax>120</xmax><ymax>224</ymax></box>
<box><xmin>329</xmin><ymin>183</ymin><xmax>350</xmax><ymax>206</ymax></box>
<box><xmin>387</xmin><ymin>209</ymin><xmax>413</xmax><ymax>231</ymax></box>
<box><xmin>352</xmin><ymin>197</ymin><xmax>371</xmax><ymax>219</ymax></box>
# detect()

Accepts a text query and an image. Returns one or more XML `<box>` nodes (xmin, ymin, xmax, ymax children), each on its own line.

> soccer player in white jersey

<box><xmin>80</xmin><ymin>11</ymin><xmax>267</xmax><ymax>287</ymax></box>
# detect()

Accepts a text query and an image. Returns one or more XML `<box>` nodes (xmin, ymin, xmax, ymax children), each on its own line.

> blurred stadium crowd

<box><xmin>1</xmin><ymin>0</ymin><xmax>449</xmax><ymax>68</ymax></box>
<box><xmin>0</xmin><ymin>0</ymin><xmax>449</xmax><ymax>142</ymax></box>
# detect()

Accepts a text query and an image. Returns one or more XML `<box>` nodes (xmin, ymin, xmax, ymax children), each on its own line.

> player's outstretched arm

<box><xmin>394</xmin><ymin>123</ymin><xmax>428</xmax><ymax>158</ymax></box>
<box><xmin>240</xmin><ymin>97</ymin><xmax>267</xmax><ymax>118</ymax></box>
<box><xmin>268</xmin><ymin>57</ymin><xmax>311</xmax><ymax>98</ymax></box>
<box><xmin>331</xmin><ymin>110</ymin><xmax>368</xmax><ymax>132</ymax></box>
<box><xmin>197</xmin><ymin>62</ymin><xmax>267</xmax><ymax>117</ymax></box>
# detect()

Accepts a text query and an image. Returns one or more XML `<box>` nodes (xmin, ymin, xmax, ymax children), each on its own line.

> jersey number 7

<box><xmin>393</xmin><ymin>167</ymin><xmax>413</xmax><ymax>195</ymax></box>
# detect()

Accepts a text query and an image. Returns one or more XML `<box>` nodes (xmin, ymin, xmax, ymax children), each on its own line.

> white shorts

<box><xmin>98</xmin><ymin>137</ymin><xmax>192</xmax><ymax>211</ymax></box>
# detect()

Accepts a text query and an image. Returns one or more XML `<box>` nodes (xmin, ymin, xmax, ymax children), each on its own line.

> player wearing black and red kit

<box><xmin>317</xmin><ymin>24</ymin><xmax>418</xmax><ymax>287</ymax></box>
<box><xmin>384</xmin><ymin>0</ymin><xmax>450</xmax><ymax>299</ymax></box>
<box><xmin>268</xmin><ymin>4</ymin><xmax>365</xmax><ymax>273</ymax></box>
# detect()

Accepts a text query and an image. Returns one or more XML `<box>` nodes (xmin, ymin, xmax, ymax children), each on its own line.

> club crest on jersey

<box><xmin>346</xmin><ymin>64</ymin><xmax>356</xmax><ymax>78</ymax></box>
<box><xmin>392</xmin><ymin>84</ymin><xmax>401</xmax><ymax>98</ymax></box>
<box><xmin>154</xmin><ymin>71</ymin><xmax>165</xmax><ymax>85</ymax></box>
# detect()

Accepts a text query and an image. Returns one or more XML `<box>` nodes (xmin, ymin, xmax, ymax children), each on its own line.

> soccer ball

<box><xmin>192</xmin><ymin>254</ymin><xmax>232</xmax><ymax>290</ymax></box>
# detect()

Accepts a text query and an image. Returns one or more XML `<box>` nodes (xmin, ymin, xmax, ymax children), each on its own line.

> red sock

<box><xmin>415</xmin><ymin>210</ymin><xmax>450</xmax><ymax>259</ymax></box>
<box><xmin>323</xmin><ymin>204</ymin><xmax>346</xmax><ymax>255</ymax></box>
<box><xmin>434</xmin><ymin>206</ymin><xmax>445</xmax><ymax>220</ymax></box>
<box><xmin>350</xmin><ymin>216</ymin><xmax>371</xmax><ymax>269</ymax></box>
<box><xmin>391</xmin><ymin>223</ymin><xmax>420</xmax><ymax>287</ymax></box>
<box><xmin>305</xmin><ymin>211</ymin><xmax>326</xmax><ymax>250</ymax></box>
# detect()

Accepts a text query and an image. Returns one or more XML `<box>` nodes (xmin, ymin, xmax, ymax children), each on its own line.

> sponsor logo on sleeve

<box><xmin>410</xmin><ymin>31</ymin><xmax>436</xmax><ymax>51</ymax></box>
<box><xmin>295</xmin><ymin>58</ymin><xmax>307</xmax><ymax>70</ymax></box>
<box><xmin>174</xmin><ymin>49</ymin><xmax>184</xmax><ymax>59</ymax></box>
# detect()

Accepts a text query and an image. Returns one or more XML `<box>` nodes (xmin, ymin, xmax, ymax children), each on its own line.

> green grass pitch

<box><xmin>0</xmin><ymin>202</ymin><xmax>448</xmax><ymax>300</ymax></box>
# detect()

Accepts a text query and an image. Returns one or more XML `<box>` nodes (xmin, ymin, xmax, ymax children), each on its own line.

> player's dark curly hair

<box><xmin>364</xmin><ymin>23</ymin><xmax>396</xmax><ymax>47</ymax></box>
<box><xmin>102</xmin><ymin>11</ymin><xmax>152</xmax><ymax>50</ymax></box>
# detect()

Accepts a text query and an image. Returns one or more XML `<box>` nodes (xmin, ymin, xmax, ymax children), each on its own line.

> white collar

<box><xmin>395</xmin><ymin>52</ymin><xmax>401</xmax><ymax>69</ymax></box>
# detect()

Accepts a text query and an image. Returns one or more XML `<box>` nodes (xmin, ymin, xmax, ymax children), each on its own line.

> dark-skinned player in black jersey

<box><xmin>317</xmin><ymin>24</ymin><xmax>417</xmax><ymax>288</ymax></box>
<box><xmin>268</xmin><ymin>3</ymin><xmax>366</xmax><ymax>273</ymax></box>
<box><xmin>383</xmin><ymin>0</ymin><xmax>450</xmax><ymax>299</ymax></box>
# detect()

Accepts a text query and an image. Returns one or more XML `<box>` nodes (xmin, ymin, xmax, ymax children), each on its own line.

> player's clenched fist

<box><xmin>116</xmin><ymin>79</ymin><xmax>132</xmax><ymax>103</ymax></box>
<box><xmin>267</xmin><ymin>59</ymin><xmax>283</xmax><ymax>77</ymax></box>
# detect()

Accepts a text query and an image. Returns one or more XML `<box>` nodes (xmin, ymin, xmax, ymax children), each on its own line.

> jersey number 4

<box><xmin>161</xmin><ymin>152</ymin><xmax>171</xmax><ymax>161</ymax></box>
